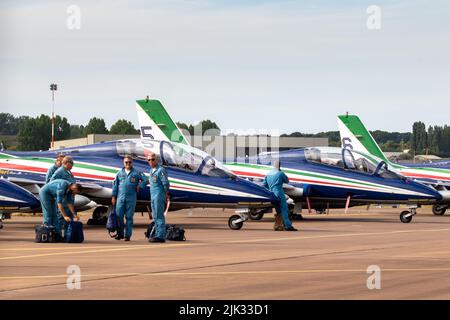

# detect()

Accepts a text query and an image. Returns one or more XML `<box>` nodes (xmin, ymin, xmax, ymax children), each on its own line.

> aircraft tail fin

<box><xmin>337</xmin><ymin>114</ymin><xmax>390</xmax><ymax>163</ymax></box>
<box><xmin>136</xmin><ymin>99</ymin><xmax>189</xmax><ymax>145</ymax></box>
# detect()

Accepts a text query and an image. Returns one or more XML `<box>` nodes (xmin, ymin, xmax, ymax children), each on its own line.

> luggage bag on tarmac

<box><xmin>144</xmin><ymin>222</ymin><xmax>186</xmax><ymax>241</ymax></box>
<box><xmin>106</xmin><ymin>207</ymin><xmax>120</xmax><ymax>237</ymax></box>
<box><xmin>65</xmin><ymin>220</ymin><xmax>84</xmax><ymax>243</ymax></box>
<box><xmin>35</xmin><ymin>224</ymin><xmax>57</xmax><ymax>243</ymax></box>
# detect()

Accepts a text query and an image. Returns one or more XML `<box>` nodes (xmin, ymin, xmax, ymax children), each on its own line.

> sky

<box><xmin>1</xmin><ymin>0</ymin><xmax>449</xmax><ymax>135</ymax></box>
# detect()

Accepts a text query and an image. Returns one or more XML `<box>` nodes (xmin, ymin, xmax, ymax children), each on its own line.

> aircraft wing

<box><xmin>79</xmin><ymin>182</ymin><xmax>113</xmax><ymax>198</ymax></box>
<box><xmin>2</xmin><ymin>177</ymin><xmax>44</xmax><ymax>195</ymax></box>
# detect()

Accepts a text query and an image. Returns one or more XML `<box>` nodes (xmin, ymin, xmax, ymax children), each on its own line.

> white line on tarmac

<box><xmin>3</xmin><ymin>267</ymin><xmax>450</xmax><ymax>280</ymax></box>
<box><xmin>1</xmin><ymin>227</ymin><xmax>450</xmax><ymax>261</ymax></box>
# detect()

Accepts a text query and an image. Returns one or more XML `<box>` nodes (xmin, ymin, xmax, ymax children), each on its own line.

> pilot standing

<box><xmin>263</xmin><ymin>160</ymin><xmax>297</xmax><ymax>231</ymax></box>
<box><xmin>147</xmin><ymin>152</ymin><xmax>170</xmax><ymax>243</ymax></box>
<box><xmin>45</xmin><ymin>154</ymin><xmax>65</xmax><ymax>183</ymax></box>
<box><xmin>51</xmin><ymin>156</ymin><xmax>76</xmax><ymax>183</ymax></box>
<box><xmin>39</xmin><ymin>179</ymin><xmax>82</xmax><ymax>240</ymax></box>
<box><xmin>50</xmin><ymin>156</ymin><xmax>77</xmax><ymax>238</ymax></box>
<box><xmin>111</xmin><ymin>155</ymin><xmax>148</xmax><ymax>241</ymax></box>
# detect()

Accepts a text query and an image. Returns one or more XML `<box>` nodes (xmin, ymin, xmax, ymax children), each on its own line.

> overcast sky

<box><xmin>1</xmin><ymin>0</ymin><xmax>449</xmax><ymax>134</ymax></box>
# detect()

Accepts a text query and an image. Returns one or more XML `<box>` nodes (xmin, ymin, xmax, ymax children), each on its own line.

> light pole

<box><xmin>50</xmin><ymin>83</ymin><xmax>57</xmax><ymax>149</ymax></box>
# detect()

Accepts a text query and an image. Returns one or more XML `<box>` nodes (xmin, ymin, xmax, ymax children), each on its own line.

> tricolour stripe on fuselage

<box><xmin>224</xmin><ymin>162</ymin><xmax>434</xmax><ymax>198</ymax></box>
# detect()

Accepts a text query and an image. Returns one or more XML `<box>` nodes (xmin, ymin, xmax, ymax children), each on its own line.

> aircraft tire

<box><xmin>432</xmin><ymin>204</ymin><xmax>447</xmax><ymax>216</ymax></box>
<box><xmin>249</xmin><ymin>212</ymin><xmax>264</xmax><ymax>221</ymax></box>
<box><xmin>400</xmin><ymin>211</ymin><xmax>413</xmax><ymax>223</ymax></box>
<box><xmin>93</xmin><ymin>206</ymin><xmax>108</xmax><ymax>220</ymax></box>
<box><xmin>228</xmin><ymin>215</ymin><xmax>244</xmax><ymax>230</ymax></box>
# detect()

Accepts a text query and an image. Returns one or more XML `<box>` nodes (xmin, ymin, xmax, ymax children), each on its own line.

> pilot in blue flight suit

<box><xmin>263</xmin><ymin>160</ymin><xmax>298</xmax><ymax>231</ymax></box>
<box><xmin>39</xmin><ymin>179</ymin><xmax>82</xmax><ymax>239</ymax></box>
<box><xmin>50</xmin><ymin>156</ymin><xmax>78</xmax><ymax>238</ymax></box>
<box><xmin>45</xmin><ymin>154</ymin><xmax>65</xmax><ymax>183</ymax></box>
<box><xmin>112</xmin><ymin>155</ymin><xmax>148</xmax><ymax>241</ymax></box>
<box><xmin>51</xmin><ymin>156</ymin><xmax>76</xmax><ymax>183</ymax></box>
<box><xmin>147</xmin><ymin>152</ymin><xmax>170</xmax><ymax>243</ymax></box>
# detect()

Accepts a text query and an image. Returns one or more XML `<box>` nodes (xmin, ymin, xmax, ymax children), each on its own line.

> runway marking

<box><xmin>3</xmin><ymin>267</ymin><xmax>450</xmax><ymax>280</ymax></box>
<box><xmin>2</xmin><ymin>227</ymin><xmax>450</xmax><ymax>261</ymax></box>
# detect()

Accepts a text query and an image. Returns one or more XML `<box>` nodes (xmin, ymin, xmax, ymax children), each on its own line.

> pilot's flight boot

<box><xmin>274</xmin><ymin>214</ymin><xmax>285</xmax><ymax>231</ymax></box>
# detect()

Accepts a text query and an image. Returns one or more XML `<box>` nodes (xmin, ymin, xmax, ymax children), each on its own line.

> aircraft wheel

<box><xmin>228</xmin><ymin>215</ymin><xmax>244</xmax><ymax>230</ymax></box>
<box><xmin>400</xmin><ymin>211</ymin><xmax>413</xmax><ymax>223</ymax></box>
<box><xmin>289</xmin><ymin>213</ymin><xmax>304</xmax><ymax>221</ymax></box>
<box><xmin>432</xmin><ymin>204</ymin><xmax>447</xmax><ymax>216</ymax></box>
<box><xmin>93</xmin><ymin>206</ymin><xmax>108</xmax><ymax>219</ymax></box>
<box><xmin>249</xmin><ymin>212</ymin><xmax>264</xmax><ymax>221</ymax></box>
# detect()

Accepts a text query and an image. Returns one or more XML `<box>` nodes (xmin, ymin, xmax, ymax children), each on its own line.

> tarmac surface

<box><xmin>1</xmin><ymin>207</ymin><xmax>450</xmax><ymax>300</ymax></box>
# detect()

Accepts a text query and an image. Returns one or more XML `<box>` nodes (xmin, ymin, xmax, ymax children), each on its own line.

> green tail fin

<box><xmin>136</xmin><ymin>99</ymin><xmax>189</xmax><ymax>145</ymax></box>
<box><xmin>337</xmin><ymin>114</ymin><xmax>390</xmax><ymax>163</ymax></box>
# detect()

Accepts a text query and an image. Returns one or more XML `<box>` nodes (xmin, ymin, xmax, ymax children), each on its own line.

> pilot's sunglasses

<box><xmin>148</xmin><ymin>158</ymin><xmax>156</xmax><ymax>162</ymax></box>
<box><xmin>124</xmin><ymin>161</ymin><xmax>132</xmax><ymax>164</ymax></box>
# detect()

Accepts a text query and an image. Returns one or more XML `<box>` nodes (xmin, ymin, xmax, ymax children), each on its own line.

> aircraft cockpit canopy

<box><xmin>116</xmin><ymin>139</ymin><xmax>235</xmax><ymax>178</ymax></box>
<box><xmin>304</xmin><ymin>147</ymin><xmax>399</xmax><ymax>178</ymax></box>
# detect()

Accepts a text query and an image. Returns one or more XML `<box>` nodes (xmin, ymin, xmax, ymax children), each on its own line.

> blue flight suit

<box><xmin>45</xmin><ymin>164</ymin><xmax>59</xmax><ymax>183</ymax></box>
<box><xmin>112</xmin><ymin>167</ymin><xmax>148</xmax><ymax>238</ymax></box>
<box><xmin>39</xmin><ymin>179</ymin><xmax>74</xmax><ymax>236</ymax></box>
<box><xmin>51</xmin><ymin>167</ymin><xmax>76</xmax><ymax>184</ymax></box>
<box><xmin>263</xmin><ymin>169</ymin><xmax>293</xmax><ymax>229</ymax></box>
<box><xmin>150</xmin><ymin>165</ymin><xmax>170</xmax><ymax>239</ymax></box>
<box><xmin>50</xmin><ymin>167</ymin><xmax>76</xmax><ymax>237</ymax></box>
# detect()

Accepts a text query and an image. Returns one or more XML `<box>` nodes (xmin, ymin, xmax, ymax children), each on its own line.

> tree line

<box><xmin>1</xmin><ymin>113</ymin><xmax>448</xmax><ymax>157</ymax></box>
<box><xmin>0</xmin><ymin>113</ymin><xmax>139</xmax><ymax>151</ymax></box>
<box><xmin>281</xmin><ymin>121</ymin><xmax>450</xmax><ymax>158</ymax></box>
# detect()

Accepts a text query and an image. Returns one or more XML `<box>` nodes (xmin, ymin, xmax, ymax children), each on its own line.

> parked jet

<box><xmin>135</xmin><ymin>99</ymin><xmax>443</xmax><ymax>226</ymax></box>
<box><xmin>338</xmin><ymin>114</ymin><xmax>450</xmax><ymax>216</ymax></box>
<box><xmin>0</xmin><ymin>139</ymin><xmax>277</xmax><ymax>229</ymax></box>
<box><xmin>0</xmin><ymin>179</ymin><xmax>40</xmax><ymax>229</ymax></box>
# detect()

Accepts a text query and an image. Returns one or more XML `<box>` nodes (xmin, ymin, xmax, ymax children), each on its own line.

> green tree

<box><xmin>0</xmin><ymin>113</ymin><xmax>18</xmax><ymax>135</ymax></box>
<box><xmin>411</xmin><ymin>121</ymin><xmax>427</xmax><ymax>155</ymax></box>
<box><xmin>84</xmin><ymin>117</ymin><xmax>108</xmax><ymax>135</ymax></box>
<box><xmin>110</xmin><ymin>119</ymin><xmax>139</xmax><ymax>134</ymax></box>
<box><xmin>54</xmin><ymin>115</ymin><xmax>71</xmax><ymax>141</ymax></box>
<box><xmin>70</xmin><ymin>125</ymin><xmax>85</xmax><ymax>139</ymax></box>
<box><xmin>176</xmin><ymin>120</ymin><xmax>220</xmax><ymax>135</ymax></box>
<box><xmin>18</xmin><ymin>115</ymin><xmax>51</xmax><ymax>151</ymax></box>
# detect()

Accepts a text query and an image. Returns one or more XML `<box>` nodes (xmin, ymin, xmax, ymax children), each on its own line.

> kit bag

<box><xmin>165</xmin><ymin>224</ymin><xmax>186</xmax><ymax>241</ymax></box>
<box><xmin>65</xmin><ymin>220</ymin><xmax>84</xmax><ymax>243</ymax></box>
<box><xmin>106</xmin><ymin>207</ymin><xmax>120</xmax><ymax>237</ymax></box>
<box><xmin>144</xmin><ymin>222</ymin><xmax>186</xmax><ymax>241</ymax></box>
<box><xmin>35</xmin><ymin>224</ymin><xmax>57</xmax><ymax>243</ymax></box>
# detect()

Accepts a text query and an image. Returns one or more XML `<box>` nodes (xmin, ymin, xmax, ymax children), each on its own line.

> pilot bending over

<box><xmin>39</xmin><ymin>179</ymin><xmax>82</xmax><ymax>240</ymax></box>
<box><xmin>263</xmin><ymin>160</ymin><xmax>298</xmax><ymax>232</ymax></box>
<box><xmin>50</xmin><ymin>156</ymin><xmax>77</xmax><ymax>239</ymax></box>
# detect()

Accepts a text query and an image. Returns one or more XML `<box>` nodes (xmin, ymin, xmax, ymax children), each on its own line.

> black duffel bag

<box><xmin>144</xmin><ymin>222</ymin><xmax>186</xmax><ymax>241</ymax></box>
<box><xmin>35</xmin><ymin>224</ymin><xmax>57</xmax><ymax>243</ymax></box>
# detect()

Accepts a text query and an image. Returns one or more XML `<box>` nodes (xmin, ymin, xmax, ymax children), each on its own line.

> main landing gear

<box><xmin>248</xmin><ymin>209</ymin><xmax>264</xmax><ymax>221</ymax></box>
<box><xmin>87</xmin><ymin>206</ymin><xmax>109</xmax><ymax>225</ymax></box>
<box><xmin>432</xmin><ymin>204</ymin><xmax>448</xmax><ymax>216</ymax></box>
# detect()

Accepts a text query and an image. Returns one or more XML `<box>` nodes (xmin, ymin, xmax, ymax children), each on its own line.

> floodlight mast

<box><xmin>50</xmin><ymin>83</ymin><xmax>58</xmax><ymax>149</ymax></box>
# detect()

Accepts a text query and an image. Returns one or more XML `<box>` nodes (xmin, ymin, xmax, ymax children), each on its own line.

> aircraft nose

<box><xmin>234</xmin><ymin>177</ymin><xmax>278</xmax><ymax>204</ymax></box>
<box><xmin>415</xmin><ymin>183</ymin><xmax>443</xmax><ymax>201</ymax></box>
<box><xmin>28</xmin><ymin>193</ymin><xmax>41</xmax><ymax>209</ymax></box>
<box><xmin>18</xmin><ymin>189</ymin><xmax>40</xmax><ymax>209</ymax></box>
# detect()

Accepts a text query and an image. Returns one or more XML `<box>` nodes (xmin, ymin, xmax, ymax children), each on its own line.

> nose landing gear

<box><xmin>228</xmin><ymin>210</ymin><xmax>250</xmax><ymax>230</ymax></box>
<box><xmin>400</xmin><ymin>207</ymin><xmax>417</xmax><ymax>223</ymax></box>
